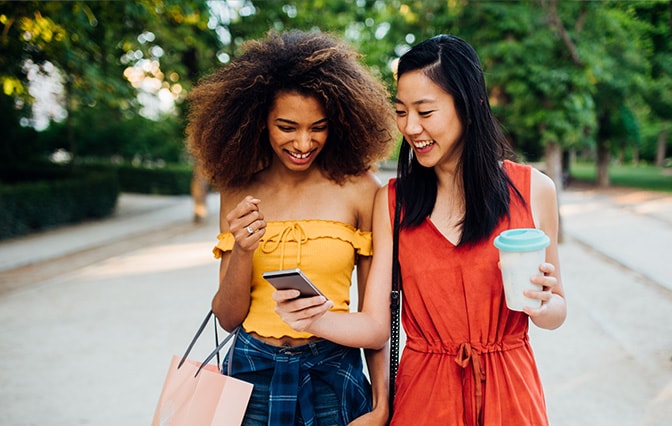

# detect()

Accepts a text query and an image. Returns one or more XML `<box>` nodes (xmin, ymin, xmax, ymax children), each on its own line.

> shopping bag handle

<box><xmin>196</xmin><ymin>325</ymin><xmax>239</xmax><ymax>377</ymax></box>
<box><xmin>177</xmin><ymin>310</ymin><xmax>240</xmax><ymax>377</ymax></box>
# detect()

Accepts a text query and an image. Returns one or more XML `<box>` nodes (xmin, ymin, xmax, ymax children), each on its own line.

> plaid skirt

<box><xmin>223</xmin><ymin>329</ymin><xmax>372</xmax><ymax>426</ymax></box>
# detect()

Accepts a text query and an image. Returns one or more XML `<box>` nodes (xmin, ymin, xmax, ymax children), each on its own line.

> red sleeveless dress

<box><xmin>389</xmin><ymin>161</ymin><xmax>548</xmax><ymax>426</ymax></box>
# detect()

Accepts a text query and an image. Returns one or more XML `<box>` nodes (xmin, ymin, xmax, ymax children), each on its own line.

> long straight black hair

<box><xmin>395</xmin><ymin>34</ymin><xmax>522</xmax><ymax>246</ymax></box>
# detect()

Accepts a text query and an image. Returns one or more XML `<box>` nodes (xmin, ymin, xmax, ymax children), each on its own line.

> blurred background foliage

<box><xmin>1</xmin><ymin>0</ymin><xmax>670</xmax><ymax>189</ymax></box>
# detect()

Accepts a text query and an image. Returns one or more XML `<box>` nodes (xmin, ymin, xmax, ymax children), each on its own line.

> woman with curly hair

<box><xmin>186</xmin><ymin>29</ymin><xmax>395</xmax><ymax>425</ymax></box>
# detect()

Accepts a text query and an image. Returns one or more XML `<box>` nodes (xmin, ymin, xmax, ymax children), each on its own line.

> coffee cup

<box><xmin>493</xmin><ymin>228</ymin><xmax>550</xmax><ymax>311</ymax></box>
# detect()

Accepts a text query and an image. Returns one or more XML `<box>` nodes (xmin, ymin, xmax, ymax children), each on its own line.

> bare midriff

<box><xmin>248</xmin><ymin>331</ymin><xmax>322</xmax><ymax>348</ymax></box>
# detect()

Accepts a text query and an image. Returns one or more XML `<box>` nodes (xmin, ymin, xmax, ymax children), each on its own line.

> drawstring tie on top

<box><xmin>261</xmin><ymin>222</ymin><xmax>308</xmax><ymax>269</ymax></box>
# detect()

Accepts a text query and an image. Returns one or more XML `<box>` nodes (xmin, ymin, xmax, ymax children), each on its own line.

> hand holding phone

<box><xmin>262</xmin><ymin>268</ymin><xmax>326</xmax><ymax>299</ymax></box>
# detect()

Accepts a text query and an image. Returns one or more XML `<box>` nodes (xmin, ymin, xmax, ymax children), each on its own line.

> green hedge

<box><xmin>115</xmin><ymin>163</ymin><xmax>193</xmax><ymax>195</ymax></box>
<box><xmin>0</xmin><ymin>162</ymin><xmax>78</xmax><ymax>183</ymax></box>
<box><xmin>0</xmin><ymin>161</ymin><xmax>195</xmax><ymax>240</ymax></box>
<box><xmin>0</xmin><ymin>170</ymin><xmax>120</xmax><ymax>240</ymax></box>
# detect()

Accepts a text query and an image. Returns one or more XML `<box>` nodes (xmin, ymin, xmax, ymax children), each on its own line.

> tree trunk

<box><xmin>656</xmin><ymin>128</ymin><xmax>667</xmax><ymax>167</ymax></box>
<box><xmin>544</xmin><ymin>141</ymin><xmax>564</xmax><ymax>242</ymax></box>
<box><xmin>597</xmin><ymin>139</ymin><xmax>611</xmax><ymax>187</ymax></box>
<box><xmin>191</xmin><ymin>161</ymin><xmax>210</xmax><ymax>223</ymax></box>
<box><xmin>545</xmin><ymin>142</ymin><xmax>563</xmax><ymax>191</ymax></box>
<box><xmin>561</xmin><ymin>149</ymin><xmax>571</xmax><ymax>187</ymax></box>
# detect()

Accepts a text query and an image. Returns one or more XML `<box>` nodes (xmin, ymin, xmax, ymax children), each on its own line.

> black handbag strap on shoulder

<box><xmin>389</xmin><ymin>186</ymin><xmax>402</xmax><ymax>414</ymax></box>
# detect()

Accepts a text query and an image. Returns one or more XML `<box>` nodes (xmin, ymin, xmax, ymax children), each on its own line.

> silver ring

<box><xmin>246</xmin><ymin>226</ymin><xmax>254</xmax><ymax>235</ymax></box>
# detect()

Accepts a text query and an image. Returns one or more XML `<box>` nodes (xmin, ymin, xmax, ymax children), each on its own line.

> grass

<box><xmin>570</xmin><ymin>162</ymin><xmax>672</xmax><ymax>193</ymax></box>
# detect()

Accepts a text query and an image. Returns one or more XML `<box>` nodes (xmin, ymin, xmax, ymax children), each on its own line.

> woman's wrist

<box><xmin>369</xmin><ymin>402</ymin><xmax>390</xmax><ymax>424</ymax></box>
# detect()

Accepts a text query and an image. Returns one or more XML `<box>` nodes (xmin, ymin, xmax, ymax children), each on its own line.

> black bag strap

<box><xmin>177</xmin><ymin>310</ymin><xmax>240</xmax><ymax>377</ymax></box>
<box><xmin>389</xmin><ymin>185</ymin><xmax>402</xmax><ymax>414</ymax></box>
<box><xmin>213</xmin><ymin>314</ymin><xmax>220</xmax><ymax>367</ymax></box>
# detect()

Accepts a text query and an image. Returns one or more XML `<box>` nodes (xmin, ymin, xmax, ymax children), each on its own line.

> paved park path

<box><xmin>0</xmin><ymin>172</ymin><xmax>671</xmax><ymax>425</ymax></box>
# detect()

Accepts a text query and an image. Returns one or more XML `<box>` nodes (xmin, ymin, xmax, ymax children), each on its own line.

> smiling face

<box><xmin>394</xmin><ymin>70</ymin><xmax>464</xmax><ymax>169</ymax></box>
<box><xmin>266</xmin><ymin>91</ymin><xmax>328</xmax><ymax>172</ymax></box>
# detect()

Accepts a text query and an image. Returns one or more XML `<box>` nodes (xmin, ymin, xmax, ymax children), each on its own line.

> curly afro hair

<box><xmin>186</xmin><ymin>29</ymin><xmax>395</xmax><ymax>190</ymax></box>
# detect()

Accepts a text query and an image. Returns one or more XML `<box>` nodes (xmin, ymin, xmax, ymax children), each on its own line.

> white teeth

<box><xmin>413</xmin><ymin>140</ymin><xmax>434</xmax><ymax>148</ymax></box>
<box><xmin>289</xmin><ymin>151</ymin><xmax>311</xmax><ymax>159</ymax></box>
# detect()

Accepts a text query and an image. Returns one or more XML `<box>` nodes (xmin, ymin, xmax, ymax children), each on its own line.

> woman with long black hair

<box><xmin>275</xmin><ymin>34</ymin><xmax>566</xmax><ymax>425</ymax></box>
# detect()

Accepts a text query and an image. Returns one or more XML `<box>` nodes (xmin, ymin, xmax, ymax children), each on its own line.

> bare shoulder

<box><xmin>372</xmin><ymin>181</ymin><xmax>392</xmax><ymax>231</ymax></box>
<box><xmin>374</xmin><ymin>181</ymin><xmax>390</xmax><ymax>209</ymax></box>
<box><xmin>339</xmin><ymin>171</ymin><xmax>381</xmax><ymax>204</ymax></box>
<box><xmin>351</xmin><ymin>171</ymin><xmax>383</xmax><ymax>193</ymax></box>
<box><xmin>530</xmin><ymin>167</ymin><xmax>557</xmax><ymax>202</ymax></box>
<box><xmin>530</xmin><ymin>167</ymin><xmax>558</xmax><ymax>230</ymax></box>
<box><xmin>344</xmin><ymin>172</ymin><xmax>382</xmax><ymax>230</ymax></box>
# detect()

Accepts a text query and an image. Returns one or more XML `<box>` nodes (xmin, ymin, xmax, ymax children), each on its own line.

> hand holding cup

<box><xmin>494</xmin><ymin>228</ymin><xmax>550</xmax><ymax>312</ymax></box>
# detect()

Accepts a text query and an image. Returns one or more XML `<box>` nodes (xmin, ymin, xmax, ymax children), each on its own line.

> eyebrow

<box><xmin>393</xmin><ymin>97</ymin><xmax>437</xmax><ymax>106</ymax></box>
<box><xmin>275</xmin><ymin>117</ymin><xmax>328</xmax><ymax>125</ymax></box>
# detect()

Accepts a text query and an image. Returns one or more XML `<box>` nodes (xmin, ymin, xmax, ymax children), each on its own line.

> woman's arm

<box><xmin>212</xmin><ymin>194</ymin><xmax>267</xmax><ymax>331</ymax></box>
<box><xmin>347</xmin><ymin>247</ymin><xmax>390</xmax><ymax>426</ymax></box>
<box><xmin>524</xmin><ymin>168</ymin><xmax>567</xmax><ymax>329</ymax></box>
<box><xmin>352</xmin><ymin>343</ymin><xmax>390</xmax><ymax>425</ymax></box>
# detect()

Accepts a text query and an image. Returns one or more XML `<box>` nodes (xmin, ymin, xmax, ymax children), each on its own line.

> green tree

<box><xmin>461</xmin><ymin>1</ymin><xmax>596</xmax><ymax>189</ymax></box>
<box><xmin>0</xmin><ymin>0</ymin><xmax>221</xmax><ymax>164</ymax></box>
<box><xmin>633</xmin><ymin>0</ymin><xmax>672</xmax><ymax>167</ymax></box>
<box><xmin>581</xmin><ymin>3</ymin><xmax>652</xmax><ymax>186</ymax></box>
<box><xmin>2</xmin><ymin>0</ymin><xmax>669</xmax><ymax>186</ymax></box>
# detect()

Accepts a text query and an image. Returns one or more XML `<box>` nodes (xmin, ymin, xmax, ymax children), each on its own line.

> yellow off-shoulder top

<box><xmin>213</xmin><ymin>220</ymin><xmax>373</xmax><ymax>339</ymax></box>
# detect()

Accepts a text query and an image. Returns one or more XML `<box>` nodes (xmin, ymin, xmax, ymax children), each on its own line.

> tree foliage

<box><xmin>0</xmin><ymin>0</ymin><xmax>669</xmax><ymax>187</ymax></box>
<box><xmin>0</xmin><ymin>0</ymin><xmax>219</xmax><ymax>163</ymax></box>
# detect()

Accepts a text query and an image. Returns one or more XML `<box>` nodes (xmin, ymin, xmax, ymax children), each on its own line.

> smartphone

<box><xmin>262</xmin><ymin>268</ymin><xmax>326</xmax><ymax>299</ymax></box>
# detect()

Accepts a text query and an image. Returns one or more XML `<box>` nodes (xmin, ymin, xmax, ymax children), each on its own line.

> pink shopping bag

<box><xmin>151</xmin><ymin>311</ymin><xmax>252</xmax><ymax>426</ymax></box>
<box><xmin>151</xmin><ymin>355</ymin><xmax>253</xmax><ymax>426</ymax></box>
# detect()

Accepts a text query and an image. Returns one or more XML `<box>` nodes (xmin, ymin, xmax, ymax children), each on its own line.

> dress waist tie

<box><xmin>455</xmin><ymin>343</ymin><xmax>485</xmax><ymax>426</ymax></box>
